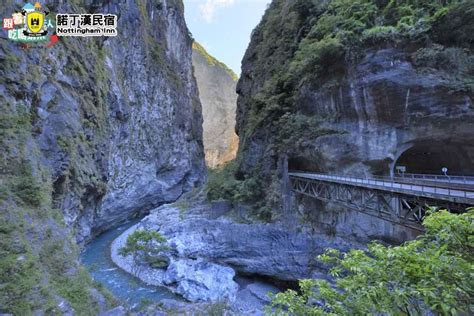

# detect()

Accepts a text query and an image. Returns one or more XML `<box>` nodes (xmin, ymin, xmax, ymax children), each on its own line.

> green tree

<box><xmin>118</xmin><ymin>229</ymin><xmax>170</xmax><ymax>275</ymax></box>
<box><xmin>269</xmin><ymin>209</ymin><xmax>474</xmax><ymax>315</ymax></box>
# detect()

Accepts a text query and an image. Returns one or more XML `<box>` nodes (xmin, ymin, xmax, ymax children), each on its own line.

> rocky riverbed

<box><xmin>80</xmin><ymin>218</ymin><xmax>180</xmax><ymax>311</ymax></box>
<box><xmin>110</xmin><ymin>196</ymin><xmax>364</xmax><ymax>313</ymax></box>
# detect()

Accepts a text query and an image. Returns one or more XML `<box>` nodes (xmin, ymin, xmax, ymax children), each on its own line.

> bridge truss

<box><xmin>290</xmin><ymin>176</ymin><xmax>470</xmax><ymax>231</ymax></box>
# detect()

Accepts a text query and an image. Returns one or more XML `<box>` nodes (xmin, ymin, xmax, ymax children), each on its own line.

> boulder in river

<box><xmin>138</xmin><ymin>201</ymin><xmax>362</xmax><ymax>281</ymax></box>
<box><xmin>163</xmin><ymin>258</ymin><xmax>239</xmax><ymax>302</ymax></box>
<box><xmin>111</xmin><ymin>221</ymin><xmax>239</xmax><ymax>303</ymax></box>
<box><xmin>111</xmin><ymin>199</ymin><xmax>363</xmax><ymax>308</ymax></box>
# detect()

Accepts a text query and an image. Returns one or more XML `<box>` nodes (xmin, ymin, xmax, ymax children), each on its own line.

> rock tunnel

<box><xmin>288</xmin><ymin>156</ymin><xmax>321</xmax><ymax>173</ymax></box>
<box><xmin>394</xmin><ymin>142</ymin><xmax>474</xmax><ymax>176</ymax></box>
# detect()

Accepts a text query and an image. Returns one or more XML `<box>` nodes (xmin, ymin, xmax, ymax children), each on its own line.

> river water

<box><xmin>80</xmin><ymin>219</ymin><xmax>179</xmax><ymax>309</ymax></box>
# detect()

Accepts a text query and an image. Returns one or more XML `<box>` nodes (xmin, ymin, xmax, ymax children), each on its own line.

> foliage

<box><xmin>0</xmin><ymin>251</ymin><xmax>42</xmax><ymax>315</ymax></box>
<box><xmin>201</xmin><ymin>301</ymin><xmax>229</xmax><ymax>316</ymax></box>
<box><xmin>239</xmin><ymin>0</ymin><xmax>467</xmax><ymax>144</ymax></box>
<box><xmin>237</xmin><ymin>0</ymin><xmax>313</xmax><ymax>139</ymax></box>
<box><xmin>12</xmin><ymin>163</ymin><xmax>46</xmax><ymax>207</ymax></box>
<box><xmin>362</xmin><ymin>25</ymin><xmax>399</xmax><ymax>42</ymax></box>
<box><xmin>0</xmin><ymin>205</ymin><xmax>109</xmax><ymax>315</ymax></box>
<box><xmin>53</xmin><ymin>268</ymin><xmax>99</xmax><ymax>315</ymax></box>
<box><xmin>269</xmin><ymin>209</ymin><xmax>474</xmax><ymax>315</ymax></box>
<box><xmin>119</xmin><ymin>230</ymin><xmax>170</xmax><ymax>273</ymax></box>
<box><xmin>206</xmin><ymin>160</ymin><xmax>263</xmax><ymax>205</ymax></box>
<box><xmin>288</xmin><ymin>0</ymin><xmax>464</xmax><ymax>80</ymax></box>
<box><xmin>289</xmin><ymin>36</ymin><xmax>344</xmax><ymax>79</ymax></box>
<box><xmin>205</xmin><ymin>160</ymin><xmax>280</xmax><ymax>221</ymax></box>
<box><xmin>276</xmin><ymin>113</ymin><xmax>341</xmax><ymax>151</ymax></box>
<box><xmin>0</xmin><ymin>103</ymin><xmax>110</xmax><ymax>314</ymax></box>
<box><xmin>412</xmin><ymin>44</ymin><xmax>474</xmax><ymax>93</ymax></box>
<box><xmin>0</xmin><ymin>104</ymin><xmax>46</xmax><ymax>207</ymax></box>
<box><xmin>430</xmin><ymin>1</ymin><xmax>474</xmax><ymax>48</ymax></box>
<box><xmin>0</xmin><ymin>104</ymin><xmax>32</xmax><ymax>169</ymax></box>
<box><xmin>119</xmin><ymin>230</ymin><xmax>168</xmax><ymax>255</ymax></box>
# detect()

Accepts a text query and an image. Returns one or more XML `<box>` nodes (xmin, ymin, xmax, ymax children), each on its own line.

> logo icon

<box><xmin>26</xmin><ymin>11</ymin><xmax>45</xmax><ymax>34</ymax></box>
<box><xmin>2</xmin><ymin>2</ymin><xmax>57</xmax><ymax>48</ymax></box>
<box><xmin>2</xmin><ymin>2</ymin><xmax>118</xmax><ymax>47</ymax></box>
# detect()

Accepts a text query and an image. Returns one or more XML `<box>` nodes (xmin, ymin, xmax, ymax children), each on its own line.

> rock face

<box><xmin>192</xmin><ymin>42</ymin><xmax>239</xmax><ymax>168</ymax></box>
<box><xmin>146</xmin><ymin>204</ymin><xmax>359</xmax><ymax>281</ymax></box>
<box><xmin>1</xmin><ymin>0</ymin><xmax>206</xmax><ymax>244</ymax></box>
<box><xmin>288</xmin><ymin>47</ymin><xmax>474</xmax><ymax>177</ymax></box>
<box><xmin>236</xmin><ymin>1</ymin><xmax>473</xmax><ymax>178</ymax></box>
<box><xmin>111</xmin><ymin>201</ymin><xmax>362</xmax><ymax>305</ymax></box>
<box><xmin>234</xmin><ymin>0</ymin><xmax>473</xmax><ymax>239</ymax></box>
<box><xmin>110</xmin><ymin>215</ymin><xmax>240</xmax><ymax>303</ymax></box>
<box><xmin>163</xmin><ymin>259</ymin><xmax>238</xmax><ymax>302</ymax></box>
<box><xmin>234</xmin><ymin>281</ymin><xmax>279</xmax><ymax>315</ymax></box>
<box><xmin>0</xmin><ymin>0</ymin><xmax>205</xmax><ymax>313</ymax></box>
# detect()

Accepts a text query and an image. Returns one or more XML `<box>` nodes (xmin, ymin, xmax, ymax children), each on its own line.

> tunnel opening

<box><xmin>394</xmin><ymin>142</ymin><xmax>474</xmax><ymax>176</ymax></box>
<box><xmin>288</xmin><ymin>156</ymin><xmax>321</xmax><ymax>173</ymax></box>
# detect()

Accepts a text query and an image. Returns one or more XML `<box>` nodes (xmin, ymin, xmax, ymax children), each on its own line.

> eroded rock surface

<box><xmin>111</xmin><ymin>201</ymin><xmax>362</xmax><ymax>308</ymax></box>
<box><xmin>236</xmin><ymin>1</ymin><xmax>473</xmax><ymax>179</ymax></box>
<box><xmin>111</xmin><ymin>217</ymin><xmax>239</xmax><ymax>304</ymax></box>
<box><xmin>163</xmin><ymin>259</ymin><xmax>239</xmax><ymax>302</ymax></box>
<box><xmin>192</xmin><ymin>42</ymin><xmax>239</xmax><ymax>168</ymax></box>
<box><xmin>233</xmin><ymin>0</ymin><xmax>473</xmax><ymax>244</ymax></box>
<box><xmin>1</xmin><ymin>0</ymin><xmax>206</xmax><ymax>244</ymax></box>
<box><xmin>0</xmin><ymin>1</ymin><xmax>205</xmax><ymax>313</ymax></box>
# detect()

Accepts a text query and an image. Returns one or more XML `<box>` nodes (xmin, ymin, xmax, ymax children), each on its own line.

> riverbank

<box><xmin>109</xmin><ymin>196</ymin><xmax>364</xmax><ymax>314</ymax></box>
<box><xmin>110</xmin><ymin>207</ymin><xmax>279</xmax><ymax>314</ymax></box>
<box><xmin>80</xmin><ymin>218</ymin><xmax>179</xmax><ymax>311</ymax></box>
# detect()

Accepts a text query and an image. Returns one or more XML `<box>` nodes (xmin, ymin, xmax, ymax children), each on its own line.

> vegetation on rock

<box><xmin>119</xmin><ymin>230</ymin><xmax>170</xmax><ymax>273</ymax></box>
<box><xmin>240</xmin><ymin>0</ymin><xmax>471</xmax><ymax>143</ymax></box>
<box><xmin>207</xmin><ymin>161</ymin><xmax>259</xmax><ymax>202</ymax></box>
<box><xmin>230</xmin><ymin>0</ymin><xmax>473</xmax><ymax>218</ymax></box>
<box><xmin>0</xmin><ymin>104</ymin><xmax>114</xmax><ymax>314</ymax></box>
<box><xmin>192</xmin><ymin>42</ymin><xmax>239</xmax><ymax>81</ymax></box>
<box><xmin>269</xmin><ymin>209</ymin><xmax>474</xmax><ymax>315</ymax></box>
<box><xmin>205</xmin><ymin>160</ymin><xmax>278</xmax><ymax>220</ymax></box>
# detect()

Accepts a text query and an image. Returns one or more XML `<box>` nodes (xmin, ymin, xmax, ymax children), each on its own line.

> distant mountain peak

<box><xmin>192</xmin><ymin>41</ymin><xmax>239</xmax><ymax>81</ymax></box>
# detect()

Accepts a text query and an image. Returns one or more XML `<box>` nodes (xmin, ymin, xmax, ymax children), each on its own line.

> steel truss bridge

<box><xmin>288</xmin><ymin>172</ymin><xmax>474</xmax><ymax>231</ymax></box>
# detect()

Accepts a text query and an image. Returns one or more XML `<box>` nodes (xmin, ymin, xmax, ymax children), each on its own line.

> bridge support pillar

<box><xmin>281</xmin><ymin>154</ymin><xmax>291</xmax><ymax>213</ymax></box>
<box><xmin>390</xmin><ymin>197</ymin><xmax>401</xmax><ymax>218</ymax></box>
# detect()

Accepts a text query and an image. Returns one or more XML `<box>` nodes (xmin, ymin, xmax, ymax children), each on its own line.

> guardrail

<box><xmin>394</xmin><ymin>173</ymin><xmax>474</xmax><ymax>185</ymax></box>
<box><xmin>288</xmin><ymin>171</ymin><xmax>474</xmax><ymax>201</ymax></box>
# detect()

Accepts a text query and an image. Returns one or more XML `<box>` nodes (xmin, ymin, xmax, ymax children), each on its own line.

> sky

<box><xmin>183</xmin><ymin>0</ymin><xmax>271</xmax><ymax>76</ymax></box>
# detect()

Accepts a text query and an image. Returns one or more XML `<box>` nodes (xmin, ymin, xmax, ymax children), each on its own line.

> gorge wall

<box><xmin>192</xmin><ymin>42</ymin><xmax>239</xmax><ymax>168</ymax></box>
<box><xmin>0</xmin><ymin>0</ymin><xmax>205</xmax><ymax>313</ymax></box>
<box><xmin>234</xmin><ymin>0</ymin><xmax>473</xmax><ymax>237</ymax></box>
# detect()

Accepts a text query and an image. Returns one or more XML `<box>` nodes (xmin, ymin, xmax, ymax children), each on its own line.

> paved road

<box><xmin>289</xmin><ymin>172</ymin><xmax>474</xmax><ymax>203</ymax></box>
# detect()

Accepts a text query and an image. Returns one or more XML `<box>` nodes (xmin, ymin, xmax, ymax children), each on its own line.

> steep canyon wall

<box><xmin>0</xmin><ymin>0</ymin><xmax>205</xmax><ymax>313</ymax></box>
<box><xmin>234</xmin><ymin>0</ymin><xmax>473</xmax><ymax>240</ymax></box>
<box><xmin>192</xmin><ymin>42</ymin><xmax>239</xmax><ymax>168</ymax></box>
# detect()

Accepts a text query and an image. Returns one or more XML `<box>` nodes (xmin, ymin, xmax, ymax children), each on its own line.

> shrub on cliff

<box><xmin>119</xmin><ymin>230</ymin><xmax>170</xmax><ymax>273</ymax></box>
<box><xmin>1</xmin><ymin>102</ymin><xmax>112</xmax><ymax>314</ymax></box>
<box><xmin>206</xmin><ymin>160</ymin><xmax>263</xmax><ymax>205</ymax></box>
<box><xmin>269</xmin><ymin>209</ymin><xmax>474</xmax><ymax>315</ymax></box>
<box><xmin>236</xmin><ymin>0</ymin><xmax>471</xmax><ymax>222</ymax></box>
<box><xmin>288</xmin><ymin>0</ymin><xmax>465</xmax><ymax>82</ymax></box>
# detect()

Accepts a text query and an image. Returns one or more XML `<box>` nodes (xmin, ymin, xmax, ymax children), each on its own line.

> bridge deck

<box><xmin>289</xmin><ymin>172</ymin><xmax>474</xmax><ymax>205</ymax></box>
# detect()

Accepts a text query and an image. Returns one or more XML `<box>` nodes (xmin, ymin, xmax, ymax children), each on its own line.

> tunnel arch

<box><xmin>288</xmin><ymin>156</ymin><xmax>321</xmax><ymax>173</ymax></box>
<box><xmin>393</xmin><ymin>141</ymin><xmax>474</xmax><ymax>176</ymax></box>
